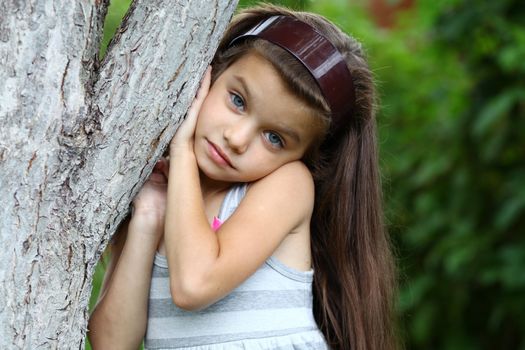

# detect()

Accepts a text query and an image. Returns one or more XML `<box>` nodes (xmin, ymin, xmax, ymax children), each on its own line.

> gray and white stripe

<box><xmin>144</xmin><ymin>183</ymin><xmax>328</xmax><ymax>349</ymax></box>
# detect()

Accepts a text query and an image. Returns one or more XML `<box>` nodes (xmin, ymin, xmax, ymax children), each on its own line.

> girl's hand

<box><xmin>131</xmin><ymin>158</ymin><xmax>169</xmax><ymax>236</ymax></box>
<box><xmin>170</xmin><ymin>66</ymin><xmax>212</xmax><ymax>152</ymax></box>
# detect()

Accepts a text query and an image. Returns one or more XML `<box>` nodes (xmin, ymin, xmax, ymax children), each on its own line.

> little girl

<box><xmin>89</xmin><ymin>4</ymin><xmax>396</xmax><ymax>350</ymax></box>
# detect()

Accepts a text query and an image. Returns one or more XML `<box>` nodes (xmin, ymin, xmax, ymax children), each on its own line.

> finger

<box><xmin>145</xmin><ymin>158</ymin><xmax>166</xmax><ymax>183</ymax></box>
<box><xmin>148</xmin><ymin>170</ymin><xmax>167</xmax><ymax>185</ymax></box>
<box><xmin>170</xmin><ymin>67</ymin><xmax>212</xmax><ymax>149</ymax></box>
<box><xmin>157</xmin><ymin>157</ymin><xmax>170</xmax><ymax>179</ymax></box>
<box><xmin>186</xmin><ymin>66</ymin><xmax>212</xmax><ymax>121</ymax></box>
<box><xmin>196</xmin><ymin>66</ymin><xmax>212</xmax><ymax>99</ymax></box>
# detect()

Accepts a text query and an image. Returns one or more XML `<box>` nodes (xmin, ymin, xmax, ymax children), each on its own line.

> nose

<box><xmin>223</xmin><ymin>120</ymin><xmax>253</xmax><ymax>154</ymax></box>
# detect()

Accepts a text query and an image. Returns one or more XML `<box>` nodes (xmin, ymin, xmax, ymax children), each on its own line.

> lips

<box><xmin>207</xmin><ymin>140</ymin><xmax>234</xmax><ymax>168</ymax></box>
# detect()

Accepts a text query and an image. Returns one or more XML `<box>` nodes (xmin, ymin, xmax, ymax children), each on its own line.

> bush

<box><xmin>308</xmin><ymin>1</ymin><xmax>525</xmax><ymax>348</ymax></box>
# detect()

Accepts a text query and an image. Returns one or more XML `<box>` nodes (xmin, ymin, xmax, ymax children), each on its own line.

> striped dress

<box><xmin>144</xmin><ymin>184</ymin><xmax>328</xmax><ymax>349</ymax></box>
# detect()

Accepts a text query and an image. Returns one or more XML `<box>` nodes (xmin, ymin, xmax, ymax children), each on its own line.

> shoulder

<box><xmin>250</xmin><ymin>160</ymin><xmax>313</xmax><ymax>193</ymax></box>
<box><xmin>254</xmin><ymin>160</ymin><xmax>313</xmax><ymax>189</ymax></box>
<box><xmin>244</xmin><ymin>161</ymin><xmax>314</xmax><ymax>220</ymax></box>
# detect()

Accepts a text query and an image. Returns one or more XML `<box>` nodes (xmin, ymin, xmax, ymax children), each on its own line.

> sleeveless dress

<box><xmin>144</xmin><ymin>183</ymin><xmax>329</xmax><ymax>349</ymax></box>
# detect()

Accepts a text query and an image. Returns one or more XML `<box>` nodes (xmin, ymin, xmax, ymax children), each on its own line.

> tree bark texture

<box><xmin>0</xmin><ymin>0</ymin><xmax>237</xmax><ymax>348</ymax></box>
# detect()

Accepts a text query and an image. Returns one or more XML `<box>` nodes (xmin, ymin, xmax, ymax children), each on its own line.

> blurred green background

<box><xmin>88</xmin><ymin>0</ymin><xmax>525</xmax><ymax>349</ymax></box>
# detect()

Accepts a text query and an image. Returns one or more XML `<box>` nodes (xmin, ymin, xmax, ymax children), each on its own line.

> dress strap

<box><xmin>217</xmin><ymin>183</ymin><xmax>248</xmax><ymax>222</ymax></box>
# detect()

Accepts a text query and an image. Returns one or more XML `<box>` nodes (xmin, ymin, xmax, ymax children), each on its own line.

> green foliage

<box><xmin>90</xmin><ymin>0</ymin><xmax>525</xmax><ymax>349</ymax></box>
<box><xmin>99</xmin><ymin>0</ymin><xmax>133</xmax><ymax>57</ymax></box>
<box><xmin>317</xmin><ymin>0</ymin><xmax>525</xmax><ymax>349</ymax></box>
<box><xmin>309</xmin><ymin>0</ymin><xmax>525</xmax><ymax>348</ymax></box>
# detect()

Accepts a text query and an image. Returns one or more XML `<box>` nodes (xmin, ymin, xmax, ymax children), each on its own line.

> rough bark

<box><xmin>0</xmin><ymin>0</ymin><xmax>237</xmax><ymax>348</ymax></box>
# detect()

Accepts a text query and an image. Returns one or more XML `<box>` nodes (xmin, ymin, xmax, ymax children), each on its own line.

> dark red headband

<box><xmin>229</xmin><ymin>15</ymin><xmax>355</xmax><ymax>132</ymax></box>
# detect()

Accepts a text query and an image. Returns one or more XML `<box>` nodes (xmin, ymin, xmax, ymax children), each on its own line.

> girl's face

<box><xmin>194</xmin><ymin>52</ymin><xmax>320</xmax><ymax>184</ymax></box>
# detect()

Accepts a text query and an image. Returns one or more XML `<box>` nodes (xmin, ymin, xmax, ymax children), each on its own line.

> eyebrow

<box><xmin>233</xmin><ymin>75</ymin><xmax>252</xmax><ymax>105</ymax></box>
<box><xmin>277</xmin><ymin>124</ymin><xmax>301</xmax><ymax>143</ymax></box>
<box><xmin>233</xmin><ymin>75</ymin><xmax>301</xmax><ymax>144</ymax></box>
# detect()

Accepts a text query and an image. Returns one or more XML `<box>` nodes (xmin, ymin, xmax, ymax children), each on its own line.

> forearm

<box><xmin>165</xmin><ymin>148</ymin><xmax>220</xmax><ymax>305</ymax></box>
<box><xmin>88</xmin><ymin>217</ymin><xmax>160</xmax><ymax>349</ymax></box>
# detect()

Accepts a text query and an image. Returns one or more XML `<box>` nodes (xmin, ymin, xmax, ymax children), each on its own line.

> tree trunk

<box><xmin>0</xmin><ymin>0</ymin><xmax>237</xmax><ymax>348</ymax></box>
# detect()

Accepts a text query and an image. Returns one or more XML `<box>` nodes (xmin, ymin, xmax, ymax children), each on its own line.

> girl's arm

<box><xmin>96</xmin><ymin>216</ymin><xmax>129</xmax><ymax>305</ymax></box>
<box><xmin>165</xmin><ymin>160</ymin><xmax>314</xmax><ymax>310</ymax></box>
<box><xmin>166</xmin><ymin>68</ymin><xmax>314</xmax><ymax>309</ymax></box>
<box><xmin>88</xmin><ymin>163</ymin><xmax>168</xmax><ymax>349</ymax></box>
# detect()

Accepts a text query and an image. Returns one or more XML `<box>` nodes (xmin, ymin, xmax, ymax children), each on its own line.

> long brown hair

<box><xmin>211</xmin><ymin>5</ymin><xmax>397</xmax><ymax>349</ymax></box>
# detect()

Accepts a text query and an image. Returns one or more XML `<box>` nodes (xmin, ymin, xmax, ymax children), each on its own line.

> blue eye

<box><xmin>230</xmin><ymin>92</ymin><xmax>245</xmax><ymax>111</ymax></box>
<box><xmin>264</xmin><ymin>131</ymin><xmax>284</xmax><ymax>148</ymax></box>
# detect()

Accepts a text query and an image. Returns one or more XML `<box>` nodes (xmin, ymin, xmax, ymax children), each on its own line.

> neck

<box><xmin>198</xmin><ymin>170</ymin><xmax>235</xmax><ymax>199</ymax></box>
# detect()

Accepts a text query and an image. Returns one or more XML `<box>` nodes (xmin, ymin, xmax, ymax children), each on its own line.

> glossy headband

<box><xmin>229</xmin><ymin>15</ymin><xmax>355</xmax><ymax>132</ymax></box>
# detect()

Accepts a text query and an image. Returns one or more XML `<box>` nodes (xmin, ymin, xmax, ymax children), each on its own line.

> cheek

<box><xmin>194</xmin><ymin>99</ymin><xmax>215</xmax><ymax>135</ymax></box>
<box><xmin>194</xmin><ymin>115</ymin><xmax>206</xmax><ymax>136</ymax></box>
<box><xmin>249</xmin><ymin>152</ymin><xmax>287</xmax><ymax>174</ymax></box>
